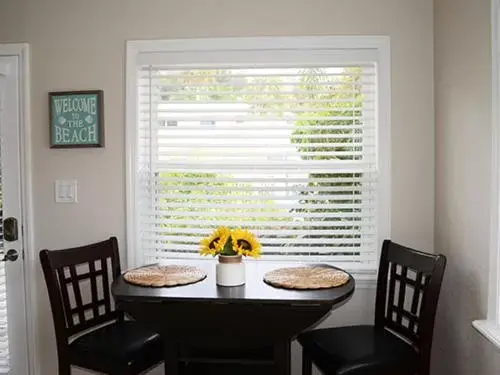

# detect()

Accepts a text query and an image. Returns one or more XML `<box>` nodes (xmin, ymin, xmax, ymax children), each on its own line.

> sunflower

<box><xmin>231</xmin><ymin>229</ymin><xmax>261</xmax><ymax>258</ymax></box>
<box><xmin>199</xmin><ymin>226</ymin><xmax>231</xmax><ymax>256</ymax></box>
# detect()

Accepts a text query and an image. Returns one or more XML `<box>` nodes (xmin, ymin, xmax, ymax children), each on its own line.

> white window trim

<box><xmin>125</xmin><ymin>36</ymin><xmax>391</xmax><ymax>287</ymax></box>
<box><xmin>472</xmin><ymin>0</ymin><xmax>500</xmax><ymax>350</ymax></box>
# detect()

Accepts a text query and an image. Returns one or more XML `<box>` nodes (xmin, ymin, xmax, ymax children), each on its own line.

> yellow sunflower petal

<box><xmin>231</xmin><ymin>229</ymin><xmax>261</xmax><ymax>259</ymax></box>
<box><xmin>199</xmin><ymin>226</ymin><xmax>231</xmax><ymax>256</ymax></box>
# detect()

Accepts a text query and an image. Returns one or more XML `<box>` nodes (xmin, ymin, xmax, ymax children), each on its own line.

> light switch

<box><xmin>55</xmin><ymin>180</ymin><xmax>78</xmax><ymax>203</ymax></box>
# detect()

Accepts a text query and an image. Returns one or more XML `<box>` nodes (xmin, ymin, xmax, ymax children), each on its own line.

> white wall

<box><xmin>434</xmin><ymin>0</ymin><xmax>500</xmax><ymax>373</ymax></box>
<box><xmin>0</xmin><ymin>0</ymin><xmax>435</xmax><ymax>374</ymax></box>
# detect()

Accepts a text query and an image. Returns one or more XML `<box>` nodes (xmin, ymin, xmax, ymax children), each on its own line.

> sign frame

<box><xmin>49</xmin><ymin>90</ymin><xmax>105</xmax><ymax>148</ymax></box>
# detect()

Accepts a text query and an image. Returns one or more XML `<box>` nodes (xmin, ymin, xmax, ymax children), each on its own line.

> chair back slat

<box><xmin>39</xmin><ymin>237</ymin><xmax>123</xmax><ymax>344</ymax></box>
<box><xmin>386</xmin><ymin>262</ymin><xmax>397</xmax><ymax>324</ymax></box>
<box><xmin>68</xmin><ymin>264</ymin><xmax>86</xmax><ymax>325</ymax></box>
<box><xmin>88</xmin><ymin>260</ymin><xmax>100</xmax><ymax>318</ymax></box>
<box><xmin>56</xmin><ymin>267</ymin><xmax>75</xmax><ymax>330</ymax></box>
<box><xmin>395</xmin><ymin>265</ymin><xmax>408</xmax><ymax>326</ymax></box>
<box><xmin>408</xmin><ymin>271</ymin><xmax>424</xmax><ymax>332</ymax></box>
<box><xmin>374</xmin><ymin>240</ymin><xmax>446</xmax><ymax>375</ymax></box>
<box><xmin>100</xmin><ymin>257</ymin><xmax>112</xmax><ymax>315</ymax></box>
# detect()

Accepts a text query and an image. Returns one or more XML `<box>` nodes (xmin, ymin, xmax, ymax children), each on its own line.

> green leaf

<box><xmin>221</xmin><ymin>236</ymin><xmax>236</xmax><ymax>256</ymax></box>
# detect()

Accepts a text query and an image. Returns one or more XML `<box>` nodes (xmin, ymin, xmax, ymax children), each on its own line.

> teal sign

<box><xmin>49</xmin><ymin>90</ymin><xmax>104</xmax><ymax>148</ymax></box>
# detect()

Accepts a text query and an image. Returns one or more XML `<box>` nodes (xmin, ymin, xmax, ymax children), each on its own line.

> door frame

<box><xmin>0</xmin><ymin>44</ymin><xmax>35</xmax><ymax>374</ymax></box>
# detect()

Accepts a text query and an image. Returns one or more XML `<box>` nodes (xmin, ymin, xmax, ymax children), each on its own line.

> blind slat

<box><xmin>140</xmin><ymin>124</ymin><xmax>369</xmax><ymax>131</ymax></box>
<box><xmin>141</xmin><ymin>218</ymin><xmax>374</xmax><ymax>227</ymax></box>
<box><xmin>142</xmin><ymin>227</ymin><xmax>374</xmax><ymax>236</ymax></box>
<box><xmin>143</xmin><ymin>233</ymin><xmax>376</xmax><ymax>243</ymax></box>
<box><xmin>149</xmin><ymin>133</ymin><xmax>374</xmax><ymax>140</ymax></box>
<box><xmin>140</xmin><ymin>114</ymin><xmax>374</xmax><ymax>122</ymax></box>
<box><xmin>144</xmin><ymin>251</ymin><xmax>378</xmax><ymax>264</ymax></box>
<box><xmin>140</xmin><ymin>70</ymin><xmax>376</xmax><ymax>78</ymax></box>
<box><xmin>148</xmin><ymin>163</ymin><xmax>376</xmax><ymax>172</ymax></box>
<box><xmin>140</xmin><ymin>98</ymin><xmax>376</xmax><ymax>105</ymax></box>
<box><xmin>146</xmin><ymin>176</ymin><xmax>377</xmax><ymax>184</ymax></box>
<box><xmin>144</xmin><ymin>245</ymin><xmax>376</xmax><ymax>254</ymax></box>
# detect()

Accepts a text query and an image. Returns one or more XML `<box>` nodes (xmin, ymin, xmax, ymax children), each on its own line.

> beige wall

<box><xmin>0</xmin><ymin>0</ymin><xmax>435</xmax><ymax>374</ymax></box>
<box><xmin>434</xmin><ymin>0</ymin><xmax>500</xmax><ymax>373</ymax></box>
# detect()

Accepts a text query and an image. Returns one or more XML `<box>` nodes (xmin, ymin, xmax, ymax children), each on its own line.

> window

<box><xmin>472</xmin><ymin>0</ymin><xmax>500</xmax><ymax>349</ymax></box>
<box><xmin>126</xmin><ymin>37</ymin><xmax>390</xmax><ymax>272</ymax></box>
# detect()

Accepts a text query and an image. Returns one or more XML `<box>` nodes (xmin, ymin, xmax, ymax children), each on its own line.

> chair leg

<box><xmin>302</xmin><ymin>350</ymin><xmax>312</xmax><ymax>375</ymax></box>
<box><xmin>164</xmin><ymin>341</ymin><xmax>180</xmax><ymax>375</ymax></box>
<box><xmin>58</xmin><ymin>359</ymin><xmax>70</xmax><ymax>375</ymax></box>
<box><xmin>273</xmin><ymin>340</ymin><xmax>291</xmax><ymax>375</ymax></box>
<box><xmin>418</xmin><ymin>361</ymin><xmax>430</xmax><ymax>375</ymax></box>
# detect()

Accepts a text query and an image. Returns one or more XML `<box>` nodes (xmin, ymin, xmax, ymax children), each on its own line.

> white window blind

<box><xmin>128</xmin><ymin>37</ymin><xmax>390</xmax><ymax>269</ymax></box>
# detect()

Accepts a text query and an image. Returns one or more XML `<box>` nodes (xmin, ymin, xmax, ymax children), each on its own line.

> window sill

<box><xmin>472</xmin><ymin>320</ymin><xmax>500</xmax><ymax>350</ymax></box>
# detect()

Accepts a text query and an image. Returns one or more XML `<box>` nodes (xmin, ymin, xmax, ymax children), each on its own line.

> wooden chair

<box><xmin>298</xmin><ymin>240</ymin><xmax>446</xmax><ymax>375</ymax></box>
<box><xmin>40</xmin><ymin>237</ymin><xmax>163</xmax><ymax>375</ymax></box>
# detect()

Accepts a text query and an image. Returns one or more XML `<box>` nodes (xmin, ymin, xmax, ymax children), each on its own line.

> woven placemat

<box><xmin>263</xmin><ymin>266</ymin><xmax>350</xmax><ymax>290</ymax></box>
<box><xmin>124</xmin><ymin>265</ymin><xmax>207</xmax><ymax>287</ymax></box>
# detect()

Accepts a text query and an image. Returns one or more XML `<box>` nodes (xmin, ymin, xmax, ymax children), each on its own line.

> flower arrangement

<box><xmin>199</xmin><ymin>227</ymin><xmax>261</xmax><ymax>259</ymax></box>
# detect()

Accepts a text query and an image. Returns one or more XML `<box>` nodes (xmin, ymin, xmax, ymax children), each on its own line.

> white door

<box><xmin>0</xmin><ymin>56</ymin><xmax>29</xmax><ymax>375</ymax></box>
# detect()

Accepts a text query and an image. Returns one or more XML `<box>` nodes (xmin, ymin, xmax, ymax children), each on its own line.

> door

<box><xmin>0</xmin><ymin>56</ymin><xmax>29</xmax><ymax>374</ymax></box>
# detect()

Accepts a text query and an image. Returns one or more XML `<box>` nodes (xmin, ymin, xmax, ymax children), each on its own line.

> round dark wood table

<box><xmin>112</xmin><ymin>260</ymin><xmax>355</xmax><ymax>375</ymax></box>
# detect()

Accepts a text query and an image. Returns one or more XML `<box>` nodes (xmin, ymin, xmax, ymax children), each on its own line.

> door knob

<box><xmin>2</xmin><ymin>249</ymin><xmax>18</xmax><ymax>262</ymax></box>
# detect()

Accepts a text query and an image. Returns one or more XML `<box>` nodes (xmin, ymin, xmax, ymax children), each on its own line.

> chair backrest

<box><xmin>374</xmin><ymin>240</ymin><xmax>446</xmax><ymax>373</ymax></box>
<box><xmin>39</xmin><ymin>237</ymin><xmax>123</xmax><ymax>347</ymax></box>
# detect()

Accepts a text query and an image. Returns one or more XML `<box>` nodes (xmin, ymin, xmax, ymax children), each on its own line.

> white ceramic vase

<box><xmin>216</xmin><ymin>254</ymin><xmax>245</xmax><ymax>286</ymax></box>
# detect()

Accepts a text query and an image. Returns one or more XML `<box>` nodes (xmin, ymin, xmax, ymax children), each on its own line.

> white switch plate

<box><xmin>55</xmin><ymin>180</ymin><xmax>78</xmax><ymax>203</ymax></box>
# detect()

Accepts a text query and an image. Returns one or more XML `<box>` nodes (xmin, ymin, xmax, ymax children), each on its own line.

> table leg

<box><xmin>273</xmin><ymin>340</ymin><xmax>291</xmax><ymax>375</ymax></box>
<box><xmin>164</xmin><ymin>341</ymin><xmax>179</xmax><ymax>375</ymax></box>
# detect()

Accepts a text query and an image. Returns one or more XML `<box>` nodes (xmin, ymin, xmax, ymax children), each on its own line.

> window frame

<box><xmin>472</xmin><ymin>0</ymin><xmax>500</xmax><ymax>349</ymax></box>
<box><xmin>125</xmin><ymin>36</ymin><xmax>391</xmax><ymax>283</ymax></box>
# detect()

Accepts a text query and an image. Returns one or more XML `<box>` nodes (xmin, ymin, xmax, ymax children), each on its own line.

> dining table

<box><xmin>111</xmin><ymin>260</ymin><xmax>355</xmax><ymax>375</ymax></box>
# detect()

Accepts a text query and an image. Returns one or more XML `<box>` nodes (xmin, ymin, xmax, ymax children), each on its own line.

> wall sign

<box><xmin>49</xmin><ymin>90</ymin><xmax>104</xmax><ymax>148</ymax></box>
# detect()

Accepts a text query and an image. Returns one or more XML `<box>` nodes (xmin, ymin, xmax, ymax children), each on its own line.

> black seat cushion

<box><xmin>298</xmin><ymin>325</ymin><xmax>418</xmax><ymax>375</ymax></box>
<box><xmin>69</xmin><ymin>321</ymin><xmax>162</xmax><ymax>367</ymax></box>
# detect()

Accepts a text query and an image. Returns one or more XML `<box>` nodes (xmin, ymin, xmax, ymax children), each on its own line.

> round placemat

<box><xmin>263</xmin><ymin>266</ymin><xmax>350</xmax><ymax>290</ymax></box>
<box><xmin>124</xmin><ymin>265</ymin><xmax>207</xmax><ymax>287</ymax></box>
